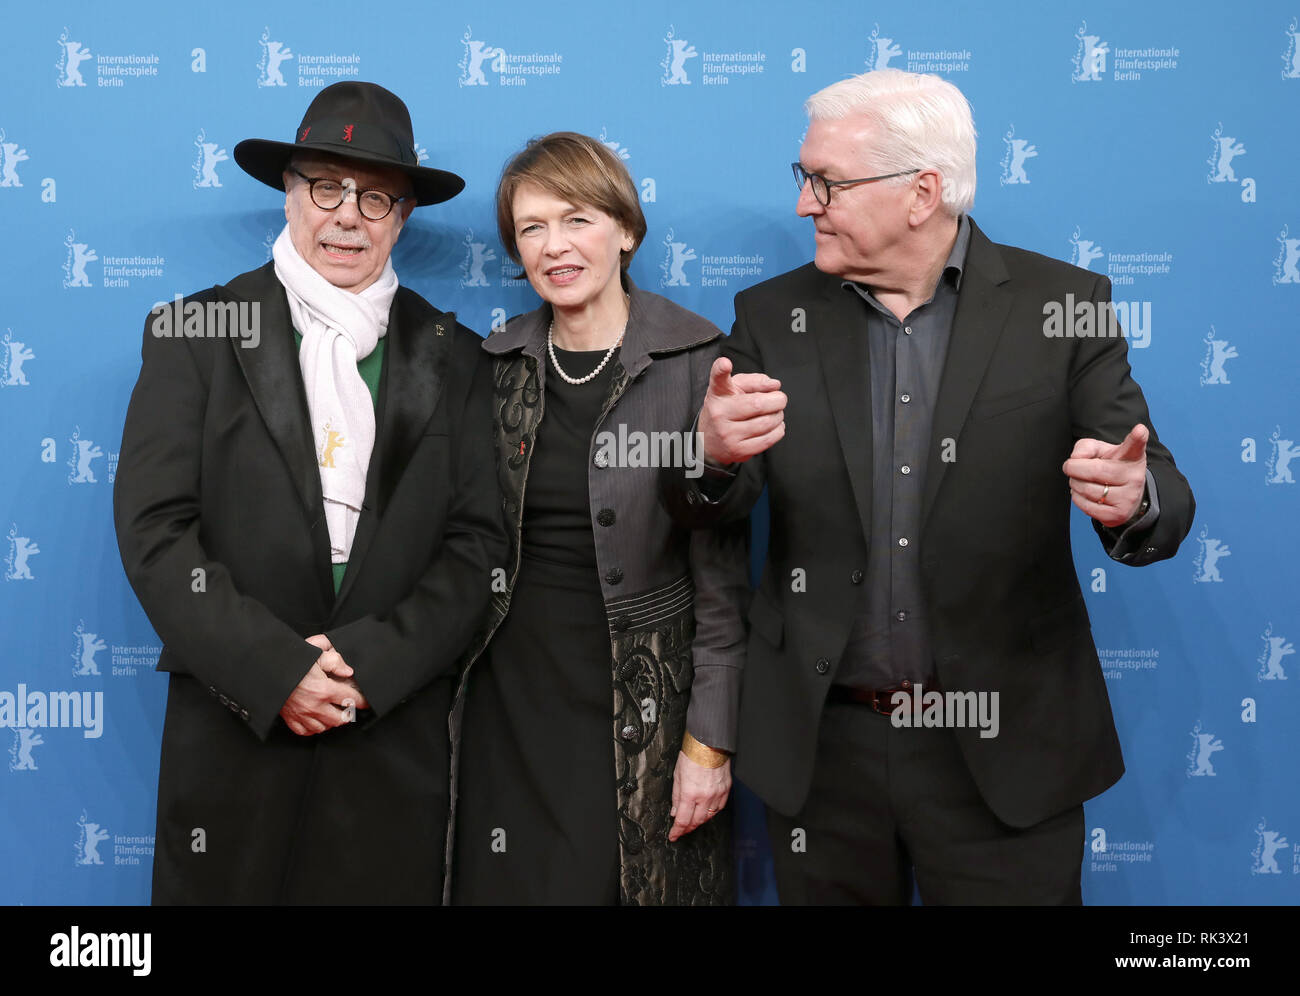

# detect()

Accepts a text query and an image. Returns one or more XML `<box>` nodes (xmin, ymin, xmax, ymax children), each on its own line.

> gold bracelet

<box><xmin>681</xmin><ymin>731</ymin><xmax>730</xmax><ymax>768</ymax></box>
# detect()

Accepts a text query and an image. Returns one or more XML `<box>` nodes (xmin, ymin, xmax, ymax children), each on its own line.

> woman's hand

<box><xmin>668</xmin><ymin>750</ymin><xmax>732</xmax><ymax>842</ymax></box>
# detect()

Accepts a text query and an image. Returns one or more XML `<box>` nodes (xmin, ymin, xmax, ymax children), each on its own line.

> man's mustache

<box><xmin>320</xmin><ymin>230</ymin><xmax>372</xmax><ymax>249</ymax></box>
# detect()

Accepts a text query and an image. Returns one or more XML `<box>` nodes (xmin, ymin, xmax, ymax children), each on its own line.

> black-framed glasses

<box><xmin>288</xmin><ymin>167</ymin><xmax>409</xmax><ymax>221</ymax></box>
<box><xmin>791</xmin><ymin>162</ymin><xmax>921</xmax><ymax>206</ymax></box>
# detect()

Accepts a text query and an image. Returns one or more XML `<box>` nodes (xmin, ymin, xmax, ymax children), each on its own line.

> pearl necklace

<box><xmin>547</xmin><ymin>314</ymin><xmax>627</xmax><ymax>386</ymax></box>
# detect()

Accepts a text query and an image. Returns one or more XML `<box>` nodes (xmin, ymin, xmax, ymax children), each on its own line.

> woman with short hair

<box><xmin>448</xmin><ymin>132</ymin><xmax>746</xmax><ymax>905</ymax></box>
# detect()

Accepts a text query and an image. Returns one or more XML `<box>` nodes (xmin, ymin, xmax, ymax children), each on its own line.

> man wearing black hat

<box><xmin>114</xmin><ymin>82</ymin><xmax>506</xmax><ymax>904</ymax></box>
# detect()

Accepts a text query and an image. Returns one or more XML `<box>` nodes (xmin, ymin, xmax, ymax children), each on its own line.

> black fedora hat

<box><xmin>233</xmin><ymin>81</ymin><xmax>464</xmax><ymax>205</ymax></box>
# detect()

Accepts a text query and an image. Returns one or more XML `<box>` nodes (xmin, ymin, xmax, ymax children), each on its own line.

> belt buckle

<box><xmin>870</xmin><ymin>680</ymin><xmax>912</xmax><ymax>716</ymax></box>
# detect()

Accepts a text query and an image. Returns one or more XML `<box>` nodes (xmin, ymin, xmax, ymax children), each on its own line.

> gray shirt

<box><xmin>836</xmin><ymin>215</ymin><xmax>971</xmax><ymax>689</ymax></box>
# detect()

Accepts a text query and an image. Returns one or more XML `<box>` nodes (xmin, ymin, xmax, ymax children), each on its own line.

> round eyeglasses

<box><xmin>791</xmin><ymin>162</ymin><xmax>921</xmax><ymax>206</ymax></box>
<box><xmin>289</xmin><ymin>167</ymin><xmax>410</xmax><ymax>221</ymax></box>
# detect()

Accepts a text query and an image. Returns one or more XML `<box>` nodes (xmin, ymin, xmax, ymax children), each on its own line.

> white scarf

<box><xmin>272</xmin><ymin>224</ymin><xmax>398</xmax><ymax>564</ymax></box>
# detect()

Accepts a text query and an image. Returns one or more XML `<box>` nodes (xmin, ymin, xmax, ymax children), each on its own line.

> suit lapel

<box><xmin>333</xmin><ymin>289</ymin><xmax>453</xmax><ymax>608</ymax></box>
<box><xmin>921</xmin><ymin>221</ymin><xmax>1013</xmax><ymax>530</ymax></box>
<box><xmin>224</xmin><ymin>264</ymin><xmax>335</xmax><ymax>605</ymax></box>
<box><xmin>811</xmin><ymin>278</ymin><xmax>874</xmax><ymax>546</ymax></box>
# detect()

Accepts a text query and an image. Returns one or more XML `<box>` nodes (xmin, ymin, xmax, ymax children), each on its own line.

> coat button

<box><xmin>620</xmin><ymin>724</ymin><xmax>639</xmax><ymax>741</ymax></box>
<box><xmin>612</xmin><ymin>615</ymin><xmax>632</xmax><ymax>633</ymax></box>
<box><xmin>594</xmin><ymin>450</ymin><xmax>609</xmax><ymax>468</ymax></box>
<box><xmin>850</xmin><ymin>569</ymin><xmax>864</xmax><ymax>584</ymax></box>
<box><xmin>617</xmin><ymin>660</ymin><xmax>637</xmax><ymax>680</ymax></box>
<box><xmin>605</xmin><ymin>567</ymin><xmax>624</xmax><ymax>585</ymax></box>
<box><xmin>240</xmin><ymin>708</ymin><xmax>250</xmax><ymax>721</ymax></box>
<box><xmin>597</xmin><ymin>508</ymin><xmax>616</xmax><ymax>527</ymax></box>
<box><xmin>686</xmin><ymin>490</ymin><xmax>698</xmax><ymax>505</ymax></box>
<box><xmin>815</xmin><ymin>658</ymin><xmax>830</xmax><ymax>674</ymax></box>
<box><xmin>218</xmin><ymin>693</ymin><xmax>230</xmax><ymax>707</ymax></box>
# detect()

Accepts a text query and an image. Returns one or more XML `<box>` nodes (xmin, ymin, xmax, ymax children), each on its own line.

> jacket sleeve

<box><xmin>325</xmin><ymin>342</ymin><xmax>508</xmax><ymax>716</ymax></box>
<box><xmin>680</xmin><ymin>339</ymin><xmax>752</xmax><ymax>752</ymax></box>
<box><xmin>1071</xmin><ymin>274</ymin><xmax>1195</xmax><ymax>566</ymax></box>
<box><xmin>660</xmin><ymin>291</ymin><xmax>768</xmax><ymax>528</ymax></box>
<box><xmin>113</xmin><ymin>300</ymin><xmax>320</xmax><ymax>740</ymax></box>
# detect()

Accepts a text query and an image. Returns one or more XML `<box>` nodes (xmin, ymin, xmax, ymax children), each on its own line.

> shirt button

<box><xmin>900</xmin><ymin>394</ymin><xmax>911</xmax><ymax>403</ymax></box>
<box><xmin>900</xmin><ymin>465</ymin><xmax>911</xmax><ymax>475</ymax></box>
<box><xmin>605</xmin><ymin>567</ymin><xmax>624</xmax><ymax>585</ymax></box>
<box><xmin>896</xmin><ymin>610</ymin><xmax>907</xmax><ymax>621</ymax></box>
<box><xmin>904</xmin><ymin>326</ymin><xmax>913</xmax><ymax>335</ymax></box>
<box><xmin>898</xmin><ymin>537</ymin><xmax>909</xmax><ymax>547</ymax></box>
<box><xmin>596</xmin><ymin>508</ymin><xmax>616</xmax><ymax>527</ymax></box>
<box><xmin>850</xmin><ymin>569</ymin><xmax>864</xmax><ymax>584</ymax></box>
<box><xmin>815</xmin><ymin>658</ymin><xmax>830</xmax><ymax>674</ymax></box>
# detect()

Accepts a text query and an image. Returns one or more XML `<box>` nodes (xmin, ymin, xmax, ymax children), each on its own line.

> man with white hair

<box><xmin>114</xmin><ymin>82</ymin><xmax>505</xmax><ymax>903</ymax></box>
<box><xmin>671</xmin><ymin>69</ymin><xmax>1195</xmax><ymax>903</ymax></box>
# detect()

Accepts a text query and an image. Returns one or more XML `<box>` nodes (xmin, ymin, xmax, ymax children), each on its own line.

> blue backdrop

<box><xmin>1</xmin><ymin>0</ymin><xmax>1297</xmax><ymax>905</ymax></box>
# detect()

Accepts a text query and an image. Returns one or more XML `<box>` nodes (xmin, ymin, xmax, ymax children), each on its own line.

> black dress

<box><xmin>453</xmin><ymin>346</ymin><xmax>623</xmax><ymax>905</ymax></box>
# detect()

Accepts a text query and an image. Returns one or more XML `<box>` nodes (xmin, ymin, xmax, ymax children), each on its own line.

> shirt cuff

<box><xmin>1104</xmin><ymin>469</ymin><xmax>1161</xmax><ymax>560</ymax></box>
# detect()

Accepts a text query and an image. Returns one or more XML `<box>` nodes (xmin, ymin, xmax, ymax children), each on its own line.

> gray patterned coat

<box><xmin>445</xmin><ymin>278</ymin><xmax>749</xmax><ymax>905</ymax></box>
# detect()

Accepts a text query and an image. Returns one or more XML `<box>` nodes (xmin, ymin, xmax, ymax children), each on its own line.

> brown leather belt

<box><xmin>828</xmin><ymin>678</ymin><xmax>940</xmax><ymax>716</ymax></box>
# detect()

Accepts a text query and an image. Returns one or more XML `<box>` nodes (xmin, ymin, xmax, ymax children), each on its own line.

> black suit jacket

<box><xmin>668</xmin><ymin>218</ymin><xmax>1194</xmax><ymax>827</ymax></box>
<box><xmin>113</xmin><ymin>262</ymin><xmax>506</xmax><ymax>902</ymax></box>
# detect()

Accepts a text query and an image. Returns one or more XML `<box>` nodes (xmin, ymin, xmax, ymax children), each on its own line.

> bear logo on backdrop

<box><xmin>1274</xmin><ymin>226</ymin><xmax>1300</xmax><ymax>284</ymax></box>
<box><xmin>1207</xmin><ymin>124</ymin><xmax>1247</xmax><ymax>184</ymax></box>
<box><xmin>66</xmin><ymin>428</ymin><xmax>104</xmax><ymax>485</ymax></box>
<box><xmin>659</xmin><ymin>229</ymin><xmax>696</xmax><ymax>288</ymax></box>
<box><xmin>661</xmin><ymin>26</ymin><xmax>697</xmax><ymax>86</ymax></box>
<box><xmin>257</xmin><ymin>28</ymin><xmax>293</xmax><ymax>87</ymax></box>
<box><xmin>459</xmin><ymin>27</ymin><xmax>503</xmax><ymax>87</ymax></box>
<box><xmin>55</xmin><ymin>28</ymin><xmax>93</xmax><ymax>87</ymax></box>
<box><xmin>1257</xmin><ymin>624</ymin><xmax>1295</xmax><ymax>681</ymax></box>
<box><xmin>1265</xmin><ymin>426</ymin><xmax>1299</xmax><ymax>485</ymax></box>
<box><xmin>192</xmin><ymin>129</ymin><xmax>228</xmax><ymax>189</ymax></box>
<box><xmin>1192</xmin><ymin>525</ymin><xmax>1230</xmax><ymax>583</ymax></box>
<box><xmin>599</xmin><ymin>127</ymin><xmax>631</xmax><ymax>161</ymax></box>
<box><xmin>1283</xmin><ymin>17</ymin><xmax>1300</xmax><ymax>79</ymax></box>
<box><xmin>75</xmin><ymin>812</ymin><xmax>109</xmax><ymax>866</ymax></box>
<box><xmin>1072</xmin><ymin>22</ymin><xmax>1109</xmax><ymax>82</ymax></box>
<box><xmin>1187</xmin><ymin>722</ymin><xmax>1225</xmax><ymax>777</ymax></box>
<box><xmin>1199</xmin><ymin>327</ymin><xmax>1237</xmax><ymax>386</ymax></box>
<box><xmin>2</xmin><ymin>330</ymin><xmax>35</xmax><ymax>388</ymax></box>
<box><xmin>61</xmin><ymin>230</ymin><xmax>96</xmax><ymax>289</ymax></box>
<box><xmin>459</xmin><ymin>230</ymin><xmax>497</xmax><ymax>289</ymax></box>
<box><xmin>0</xmin><ymin>130</ymin><xmax>29</xmax><ymax>187</ymax></box>
<box><xmin>1069</xmin><ymin>227</ymin><xmax>1105</xmax><ymax>271</ymax></box>
<box><xmin>5</xmin><ymin>524</ymin><xmax>39</xmax><ymax>582</ymax></box>
<box><xmin>1252</xmin><ymin>820</ymin><xmax>1291</xmax><ymax>874</ymax></box>
<box><xmin>8</xmin><ymin>729</ymin><xmax>44</xmax><ymax>772</ymax></box>
<box><xmin>1000</xmin><ymin>124</ymin><xmax>1037</xmax><ymax>185</ymax></box>
<box><xmin>72</xmin><ymin>621</ymin><xmax>107</xmax><ymax>678</ymax></box>
<box><xmin>867</xmin><ymin>24</ymin><xmax>903</xmax><ymax>71</ymax></box>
